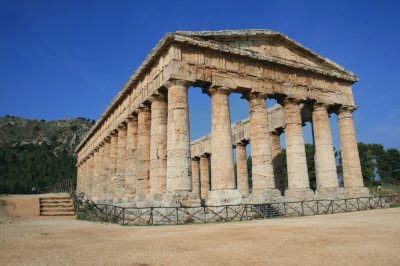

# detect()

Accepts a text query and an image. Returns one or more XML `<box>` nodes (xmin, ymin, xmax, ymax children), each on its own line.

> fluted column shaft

<box><xmin>283</xmin><ymin>98</ymin><xmax>310</xmax><ymax>190</ymax></box>
<box><xmin>92</xmin><ymin>149</ymin><xmax>100</xmax><ymax>201</ymax></box>
<box><xmin>338</xmin><ymin>107</ymin><xmax>364</xmax><ymax>188</ymax></box>
<box><xmin>125</xmin><ymin>117</ymin><xmax>138</xmax><ymax>200</ymax></box>
<box><xmin>191</xmin><ymin>158</ymin><xmax>200</xmax><ymax>197</ymax></box>
<box><xmin>248</xmin><ymin>93</ymin><xmax>275</xmax><ymax>193</ymax></box>
<box><xmin>236</xmin><ymin>142</ymin><xmax>249</xmax><ymax>197</ymax></box>
<box><xmin>108</xmin><ymin>132</ymin><xmax>118</xmax><ymax>201</ymax></box>
<box><xmin>210</xmin><ymin>87</ymin><xmax>235</xmax><ymax>190</ymax></box>
<box><xmin>312</xmin><ymin>103</ymin><xmax>338</xmax><ymax>189</ymax></box>
<box><xmin>270</xmin><ymin>131</ymin><xmax>285</xmax><ymax>193</ymax></box>
<box><xmin>95</xmin><ymin>146</ymin><xmax>105</xmax><ymax>201</ymax></box>
<box><xmin>136</xmin><ymin>107</ymin><xmax>151</xmax><ymax>198</ymax></box>
<box><xmin>101</xmin><ymin>138</ymin><xmax>111</xmax><ymax>201</ymax></box>
<box><xmin>149</xmin><ymin>94</ymin><xmax>168</xmax><ymax>195</ymax></box>
<box><xmin>116</xmin><ymin>125</ymin><xmax>127</xmax><ymax>200</ymax></box>
<box><xmin>81</xmin><ymin>160</ymin><xmax>87</xmax><ymax>193</ymax></box>
<box><xmin>76</xmin><ymin>164</ymin><xmax>82</xmax><ymax>192</ymax></box>
<box><xmin>200</xmin><ymin>155</ymin><xmax>210</xmax><ymax>199</ymax></box>
<box><xmin>166</xmin><ymin>81</ymin><xmax>192</xmax><ymax>192</ymax></box>
<box><xmin>87</xmin><ymin>154</ymin><xmax>94</xmax><ymax>198</ymax></box>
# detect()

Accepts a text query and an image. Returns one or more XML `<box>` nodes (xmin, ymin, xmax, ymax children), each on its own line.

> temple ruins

<box><xmin>75</xmin><ymin>30</ymin><xmax>369</xmax><ymax>207</ymax></box>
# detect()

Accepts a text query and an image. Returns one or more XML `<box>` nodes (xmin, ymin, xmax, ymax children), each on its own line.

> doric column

<box><xmin>149</xmin><ymin>93</ymin><xmax>168</xmax><ymax>195</ymax></box>
<box><xmin>108</xmin><ymin>131</ymin><xmax>118</xmax><ymax>202</ymax></box>
<box><xmin>200</xmin><ymin>154</ymin><xmax>210</xmax><ymax>200</ymax></box>
<box><xmin>115</xmin><ymin>123</ymin><xmax>127</xmax><ymax>202</ymax></box>
<box><xmin>270</xmin><ymin>130</ymin><xmax>285</xmax><ymax>194</ymax></box>
<box><xmin>191</xmin><ymin>157</ymin><xmax>200</xmax><ymax>197</ymax></box>
<box><xmin>166</xmin><ymin>80</ymin><xmax>192</xmax><ymax>192</ymax></box>
<box><xmin>246</xmin><ymin>92</ymin><xmax>280</xmax><ymax>198</ymax></box>
<box><xmin>282</xmin><ymin>97</ymin><xmax>313</xmax><ymax>199</ymax></box>
<box><xmin>210</xmin><ymin>87</ymin><xmax>235</xmax><ymax>190</ymax></box>
<box><xmin>86</xmin><ymin>153</ymin><xmax>94</xmax><ymax>198</ymax></box>
<box><xmin>92</xmin><ymin>146</ymin><xmax>103</xmax><ymax>202</ymax></box>
<box><xmin>312</xmin><ymin>103</ymin><xmax>339</xmax><ymax>192</ymax></box>
<box><xmin>81</xmin><ymin>159</ymin><xmax>87</xmax><ymax>193</ymax></box>
<box><xmin>337</xmin><ymin>106</ymin><xmax>367</xmax><ymax>196</ymax></box>
<box><xmin>76</xmin><ymin>163</ymin><xmax>82</xmax><ymax>192</ymax></box>
<box><xmin>125</xmin><ymin>116</ymin><xmax>138</xmax><ymax>201</ymax></box>
<box><xmin>100</xmin><ymin>137</ymin><xmax>111</xmax><ymax>202</ymax></box>
<box><xmin>236</xmin><ymin>141</ymin><xmax>249</xmax><ymax>197</ymax></box>
<box><xmin>136</xmin><ymin>106</ymin><xmax>151</xmax><ymax>199</ymax></box>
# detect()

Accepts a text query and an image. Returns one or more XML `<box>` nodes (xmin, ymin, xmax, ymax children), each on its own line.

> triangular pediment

<box><xmin>176</xmin><ymin>30</ymin><xmax>355</xmax><ymax>78</ymax></box>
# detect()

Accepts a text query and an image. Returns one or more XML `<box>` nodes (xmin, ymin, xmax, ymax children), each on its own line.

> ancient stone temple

<box><xmin>75</xmin><ymin>30</ymin><xmax>369</xmax><ymax>207</ymax></box>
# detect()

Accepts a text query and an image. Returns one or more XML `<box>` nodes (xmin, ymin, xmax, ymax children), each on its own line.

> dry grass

<box><xmin>0</xmin><ymin>194</ymin><xmax>399</xmax><ymax>266</ymax></box>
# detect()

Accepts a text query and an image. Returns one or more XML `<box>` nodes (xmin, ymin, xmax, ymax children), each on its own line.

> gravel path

<box><xmin>0</xmin><ymin>195</ymin><xmax>399</xmax><ymax>265</ymax></box>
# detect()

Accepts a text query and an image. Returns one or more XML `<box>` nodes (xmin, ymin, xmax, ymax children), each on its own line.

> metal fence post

<box><xmin>122</xmin><ymin>208</ymin><xmax>125</xmax><ymax>225</ymax></box>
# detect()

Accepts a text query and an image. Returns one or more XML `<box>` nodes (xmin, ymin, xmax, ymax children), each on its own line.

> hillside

<box><xmin>0</xmin><ymin>116</ymin><xmax>94</xmax><ymax>193</ymax></box>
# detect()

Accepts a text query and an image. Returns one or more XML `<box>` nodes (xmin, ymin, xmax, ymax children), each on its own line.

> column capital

<box><xmin>312</xmin><ymin>101</ymin><xmax>330</xmax><ymax>111</ymax></box>
<box><xmin>109</xmin><ymin>129</ymin><xmax>118</xmax><ymax>137</ymax></box>
<box><xmin>191</xmin><ymin>156</ymin><xmax>200</xmax><ymax>161</ymax></box>
<box><xmin>148</xmin><ymin>91</ymin><xmax>167</xmax><ymax>103</ymax></box>
<box><xmin>277</xmin><ymin>96</ymin><xmax>303</xmax><ymax>106</ymax></box>
<box><xmin>135</xmin><ymin>105</ymin><xmax>151</xmax><ymax>114</ymax></box>
<box><xmin>200</xmin><ymin>153</ymin><xmax>210</xmax><ymax>158</ymax></box>
<box><xmin>236</xmin><ymin>140</ymin><xmax>249</xmax><ymax>147</ymax></box>
<box><xmin>335</xmin><ymin>105</ymin><xmax>358</xmax><ymax>115</ymax></box>
<box><xmin>203</xmin><ymin>86</ymin><xmax>231</xmax><ymax>97</ymax></box>
<box><xmin>241</xmin><ymin>91</ymin><xmax>270</xmax><ymax>101</ymax></box>
<box><xmin>117</xmin><ymin>122</ymin><xmax>127</xmax><ymax>130</ymax></box>
<box><xmin>125</xmin><ymin>114</ymin><xmax>138</xmax><ymax>123</ymax></box>
<box><xmin>270</xmin><ymin>128</ymin><xmax>283</xmax><ymax>136</ymax></box>
<box><xmin>163</xmin><ymin>79</ymin><xmax>191</xmax><ymax>89</ymax></box>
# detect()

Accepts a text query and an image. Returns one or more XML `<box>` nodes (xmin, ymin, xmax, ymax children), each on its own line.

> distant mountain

<box><xmin>0</xmin><ymin>116</ymin><xmax>94</xmax><ymax>194</ymax></box>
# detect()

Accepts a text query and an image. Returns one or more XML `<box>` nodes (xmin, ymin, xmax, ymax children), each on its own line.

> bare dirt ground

<box><xmin>0</xmin><ymin>195</ymin><xmax>399</xmax><ymax>266</ymax></box>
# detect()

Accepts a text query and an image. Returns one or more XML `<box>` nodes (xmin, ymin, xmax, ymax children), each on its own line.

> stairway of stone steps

<box><xmin>39</xmin><ymin>195</ymin><xmax>75</xmax><ymax>216</ymax></box>
<box><xmin>252</xmin><ymin>204</ymin><xmax>282</xmax><ymax>218</ymax></box>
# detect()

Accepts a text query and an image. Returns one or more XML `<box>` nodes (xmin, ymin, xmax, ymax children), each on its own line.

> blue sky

<box><xmin>1</xmin><ymin>0</ymin><xmax>399</xmax><ymax>150</ymax></box>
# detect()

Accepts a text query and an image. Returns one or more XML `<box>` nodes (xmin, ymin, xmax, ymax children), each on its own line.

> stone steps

<box><xmin>39</xmin><ymin>196</ymin><xmax>75</xmax><ymax>217</ymax></box>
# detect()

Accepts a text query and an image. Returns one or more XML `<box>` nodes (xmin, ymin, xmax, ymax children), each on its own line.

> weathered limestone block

<box><xmin>209</xmin><ymin>86</ymin><xmax>236</xmax><ymax>190</ymax></box>
<box><xmin>100</xmin><ymin>138</ymin><xmax>111</xmax><ymax>202</ymax></box>
<box><xmin>94</xmin><ymin>145</ymin><xmax>104</xmax><ymax>202</ymax></box>
<box><xmin>136</xmin><ymin>106</ymin><xmax>151</xmax><ymax>201</ymax></box>
<box><xmin>86</xmin><ymin>154</ymin><xmax>94</xmax><ymax>198</ymax></box>
<box><xmin>246</xmin><ymin>92</ymin><xmax>280</xmax><ymax>198</ymax></box>
<box><xmin>149</xmin><ymin>93</ymin><xmax>168</xmax><ymax>196</ymax></box>
<box><xmin>236</xmin><ymin>142</ymin><xmax>249</xmax><ymax>197</ymax></box>
<box><xmin>270</xmin><ymin>131</ymin><xmax>285</xmax><ymax>194</ymax></box>
<box><xmin>166</xmin><ymin>80</ymin><xmax>192</xmax><ymax>192</ymax></box>
<box><xmin>191</xmin><ymin>157</ymin><xmax>200</xmax><ymax>197</ymax></box>
<box><xmin>337</xmin><ymin>106</ymin><xmax>369</xmax><ymax>198</ymax></box>
<box><xmin>107</xmin><ymin>131</ymin><xmax>118</xmax><ymax>202</ymax></box>
<box><xmin>124</xmin><ymin>116</ymin><xmax>138</xmax><ymax>201</ymax></box>
<box><xmin>282</xmin><ymin>98</ymin><xmax>314</xmax><ymax>200</ymax></box>
<box><xmin>200</xmin><ymin>154</ymin><xmax>210</xmax><ymax>200</ymax></box>
<box><xmin>115</xmin><ymin>124</ymin><xmax>127</xmax><ymax>203</ymax></box>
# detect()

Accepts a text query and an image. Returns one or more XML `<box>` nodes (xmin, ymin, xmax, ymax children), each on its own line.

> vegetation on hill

<box><xmin>0</xmin><ymin>116</ymin><xmax>94</xmax><ymax>194</ymax></box>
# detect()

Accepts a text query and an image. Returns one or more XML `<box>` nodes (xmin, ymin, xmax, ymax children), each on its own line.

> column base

<box><xmin>238</xmin><ymin>189</ymin><xmax>250</xmax><ymax>198</ymax></box>
<box><xmin>284</xmin><ymin>188</ymin><xmax>315</xmax><ymax>201</ymax></box>
<box><xmin>345</xmin><ymin>187</ymin><xmax>370</xmax><ymax>198</ymax></box>
<box><xmin>113</xmin><ymin>198</ymin><xmax>123</xmax><ymax>204</ymax></box>
<box><xmin>243</xmin><ymin>189</ymin><xmax>283</xmax><ymax>204</ymax></box>
<box><xmin>205</xmin><ymin>189</ymin><xmax>243</xmax><ymax>206</ymax></box>
<box><xmin>315</xmin><ymin>187</ymin><xmax>346</xmax><ymax>200</ymax></box>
